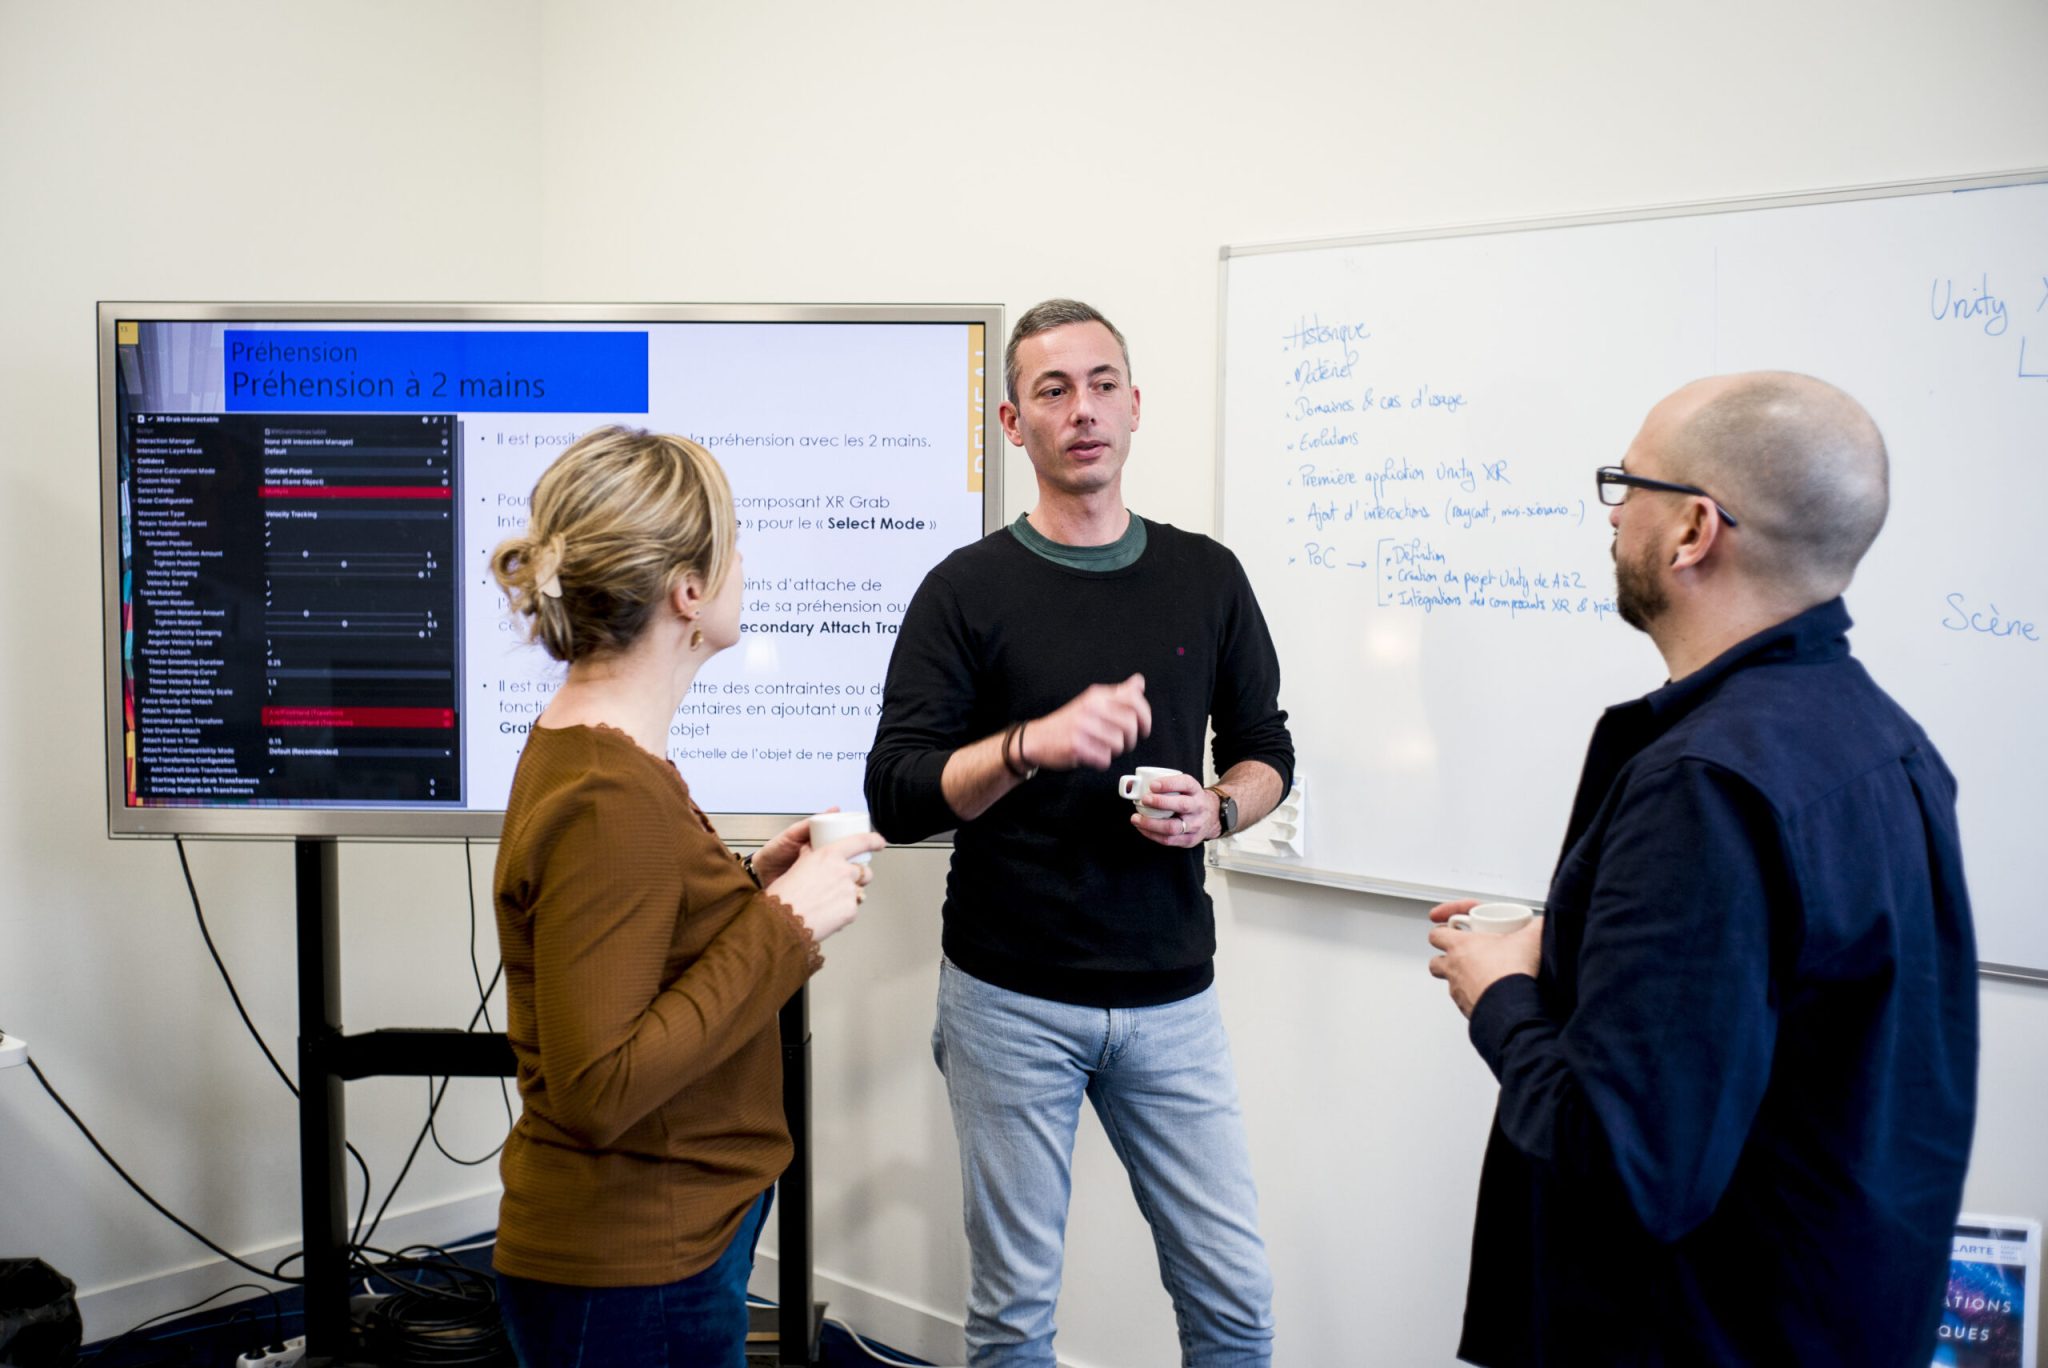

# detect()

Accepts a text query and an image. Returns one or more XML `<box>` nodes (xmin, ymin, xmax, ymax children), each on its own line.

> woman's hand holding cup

<box><xmin>767</xmin><ymin>823</ymin><xmax>885</xmax><ymax>943</ymax></box>
<box><xmin>748</xmin><ymin>812</ymin><xmax>820</xmax><ymax>886</ymax></box>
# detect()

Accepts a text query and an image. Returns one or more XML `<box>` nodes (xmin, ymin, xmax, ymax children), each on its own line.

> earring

<box><xmin>689</xmin><ymin>628</ymin><xmax>705</xmax><ymax>650</ymax></box>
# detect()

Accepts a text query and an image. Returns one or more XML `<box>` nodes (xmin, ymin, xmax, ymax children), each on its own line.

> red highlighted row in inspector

<box><xmin>258</xmin><ymin>485</ymin><xmax>452</xmax><ymax>499</ymax></box>
<box><xmin>262</xmin><ymin>707</ymin><xmax>455</xmax><ymax>729</ymax></box>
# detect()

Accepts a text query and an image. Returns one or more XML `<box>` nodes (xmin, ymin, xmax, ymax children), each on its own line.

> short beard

<box><xmin>1614</xmin><ymin>539</ymin><xmax>1668</xmax><ymax>633</ymax></box>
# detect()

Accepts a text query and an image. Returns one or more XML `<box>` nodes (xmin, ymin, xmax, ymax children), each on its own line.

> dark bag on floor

<box><xmin>0</xmin><ymin>1259</ymin><xmax>81</xmax><ymax>1368</ymax></box>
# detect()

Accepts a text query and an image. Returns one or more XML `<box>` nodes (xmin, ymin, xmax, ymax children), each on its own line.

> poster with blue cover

<box><xmin>1935</xmin><ymin>1217</ymin><xmax>2039</xmax><ymax>1368</ymax></box>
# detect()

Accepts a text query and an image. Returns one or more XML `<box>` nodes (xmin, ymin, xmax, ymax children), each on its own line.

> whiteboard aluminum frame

<box><xmin>99</xmin><ymin>301</ymin><xmax>1004</xmax><ymax>844</ymax></box>
<box><xmin>1210</xmin><ymin>169</ymin><xmax>2048</xmax><ymax>985</ymax></box>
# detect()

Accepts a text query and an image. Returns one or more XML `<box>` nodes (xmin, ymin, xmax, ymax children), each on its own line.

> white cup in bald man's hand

<box><xmin>1118</xmin><ymin>766</ymin><xmax>1182</xmax><ymax>820</ymax></box>
<box><xmin>808</xmin><ymin>810</ymin><xmax>874</xmax><ymax>864</ymax></box>
<box><xmin>1448</xmin><ymin>902</ymin><xmax>1536</xmax><ymax>934</ymax></box>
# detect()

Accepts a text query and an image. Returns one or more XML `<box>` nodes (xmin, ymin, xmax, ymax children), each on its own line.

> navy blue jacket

<box><xmin>1460</xmin><ymin>599</ymin><xmax>1978</xmax><ymax>1366</ymax></box>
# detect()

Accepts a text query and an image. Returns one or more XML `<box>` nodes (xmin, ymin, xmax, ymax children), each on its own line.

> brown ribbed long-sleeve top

<box><xmin>491</xmin><ymin>723</ymin><xmax>820</xmax><ymax>1287</ymax></box>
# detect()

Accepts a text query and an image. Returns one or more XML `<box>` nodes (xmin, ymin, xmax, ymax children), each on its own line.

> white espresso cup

<box><xmin>1449</xmin><ymin>901</ymin><xmax>1536</xmax><ymax>935</ymax></box>
<box><xmin>1117</xmin><ymin>766</ymin><xmax>1182</xmax><ymax>819</ymax></box>
<box><xmin>808</xmin><ymin>809</ymin><xmax>874</xmax><ymax>864</ymax></box>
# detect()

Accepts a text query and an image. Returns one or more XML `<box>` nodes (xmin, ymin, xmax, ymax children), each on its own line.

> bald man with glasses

<box><xmin>1427</xmin><ymin>373</ymin><xmax>1978</xmax><ymax>1366</ymax></box>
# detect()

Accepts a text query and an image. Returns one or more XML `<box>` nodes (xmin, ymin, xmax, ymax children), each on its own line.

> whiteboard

<box><xmin>1214</xmin><ymin>171</ymin><xmax>2048</xmax><ymax>979</ymax></box>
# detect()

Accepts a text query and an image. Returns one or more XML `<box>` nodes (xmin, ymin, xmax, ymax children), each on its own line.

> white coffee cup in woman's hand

<box><xmin>808</xmin><ymin>810</ymin><xmax>875</xmax><ymax>863</ymax></box>
<box><xmin>766</xmin><ymin>831</ymin><xmax>885</xmax><ymax>942</ymax></box>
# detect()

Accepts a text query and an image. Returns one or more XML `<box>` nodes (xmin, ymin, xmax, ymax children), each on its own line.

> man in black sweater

<box><xmin>866</xmin><ymin>299</ymin><xmax>1293</xmax><ymax>1367</ymax></box>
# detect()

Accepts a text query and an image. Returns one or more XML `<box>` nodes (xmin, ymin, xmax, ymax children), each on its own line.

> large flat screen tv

<box><xmin>99</xmin><ymin>303</ymin><xmax>1002</xmax><ymax>840</ymax></box>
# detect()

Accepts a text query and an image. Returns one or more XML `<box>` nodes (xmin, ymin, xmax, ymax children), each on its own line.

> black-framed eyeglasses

<box><xmin>1595</xmin><ymin>466</ymin><xmax>1739</xmax><ymax>528</ymax></box>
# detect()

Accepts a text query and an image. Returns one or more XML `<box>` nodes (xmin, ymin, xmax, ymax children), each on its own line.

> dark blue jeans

<box><xmin>496</xmin><ymin>1189</ymin><xmax>769</xmax><ymax>1368</ymax></box>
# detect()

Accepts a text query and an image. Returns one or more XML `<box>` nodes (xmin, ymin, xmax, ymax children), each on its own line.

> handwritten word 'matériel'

<box><xmin>1291</xmin><ymin>350</ymin><xmax>1358</xmax><ymax>390</ymax></box>
<box><xmin>1941</xmin><ymin>593</ymin><xmax>2040</xmax><ymax>641</ymax></box>
<box><xmin>1929</xmin><ymin>274</ymin><xmax>2009</xmax><ymax>337</ymax></box>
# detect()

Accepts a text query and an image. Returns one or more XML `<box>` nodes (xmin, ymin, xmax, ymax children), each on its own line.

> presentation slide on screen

<box><xmin>114</xmin><ymin>318</ymin><xmax>988</xmax><ymax>818</ymax></box>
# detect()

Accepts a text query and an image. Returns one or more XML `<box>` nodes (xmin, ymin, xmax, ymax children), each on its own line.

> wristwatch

<box><xmin>1206</xmin><ymin>785</ymin><xmax>1238</xmax><ymax>838</ymax></box>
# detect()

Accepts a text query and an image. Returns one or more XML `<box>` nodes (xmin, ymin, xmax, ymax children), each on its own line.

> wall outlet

<box><xmin>234</xmin><ymin>1336</ymin><xmax>305</xmax><ymax>1368</ymax></box>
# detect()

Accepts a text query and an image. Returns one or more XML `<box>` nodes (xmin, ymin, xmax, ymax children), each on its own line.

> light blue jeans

<box><xmin>934</xmin><ymin>958</ymin><xmax>1274</xmax><ymax>1367</ymax></box>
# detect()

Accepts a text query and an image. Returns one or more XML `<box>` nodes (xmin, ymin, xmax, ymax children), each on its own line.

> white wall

<box><xmin>3</xmin><ymin>1</ymin><xmax>2045</xmax><ymax>1363</ymax></box>
<box><xmin>0</xmin><ymin>0</ymin><xmax>544</xmax><ymax>1337</ymax></box>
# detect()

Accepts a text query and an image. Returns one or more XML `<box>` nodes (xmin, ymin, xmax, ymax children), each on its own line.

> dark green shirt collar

<box><xmin>1008</xmin><ymin>510</ymin><xmax>1148</xmax><ymax>572</ymax></box>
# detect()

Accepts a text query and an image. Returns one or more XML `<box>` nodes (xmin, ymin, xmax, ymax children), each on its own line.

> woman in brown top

<box><xmin>486</xmin><ymin>426</ymin><xmax>881</xmax><ymax>1367</ymax></box>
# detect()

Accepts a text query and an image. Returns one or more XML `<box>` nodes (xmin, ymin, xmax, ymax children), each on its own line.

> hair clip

<box><xmin>530</xmin><ymin>536</ymin><xmax>567</xmax><ymax>600</ymax></box>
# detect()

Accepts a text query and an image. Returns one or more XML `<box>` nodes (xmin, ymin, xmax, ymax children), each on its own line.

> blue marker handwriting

<box><xmin>1291</xmin><ymin>350</ymin><xmax>1358</xmax><ymax>390</ymax></box>
<box><xmin>1367</xmin><ymin>536</ymin><xmax>1616</xmax><ymax>620</ymax></box>
<box><xmin>1410</xmin><ymin>383</ymin><xmax>1467</xmax><ymax>413</ymax></box>
<box><xmin>1292</xmin><ymin>394</ymin><xmax>1356</xmax><ymax>419</ymax></box>
<box><xmin>1440</xmin><ymin>495</ymin><xmax>1583</xmax><ymax>529</ymax></box>
<box><xmin>1282</xmin><ymin>314</ymin><xmax>1372</xmax><ymax>352</ymax></box>
<box><xmin>1282</xmin><ymin>534</ymin><xmax>1622</xmax><ymax>621</ymax></box>
<box><xmin>1285</xmin><ymin>460</ymin><xmax>1565</xmax><ymax>533</ymax></box>
<box><xmin>1941</xmin><ymin>592</ymin><xmax>2039</xmax><ymax>642</ymax></box>
<box><xmin>1437</xmin><ymin>457</ymin><xmax>1477</xmax><ymax>492</ymax></box>
<box><xmin>1296</xmin><ymin>494</ymin><xmax>1433</xmax><ymax>533</ymax></box>
<box><xmin>1347</xmin><ymin>383</ymin><xmax>1469</xmax><ymax>415</ymax></box>
<box><xmin>1929</xmin><ymin>274</ymin><xmax>2009</xmax><ymax>337</ymax></box>
<box><xmin>1297</xmin><ymin>457</ymin><xmax>1428</xmax><ymax>501</ymax></box>
<box><xmin>1295</xmin><ymin>426</ymin><xmax>1359</xmax><ymax>451</ymax></box>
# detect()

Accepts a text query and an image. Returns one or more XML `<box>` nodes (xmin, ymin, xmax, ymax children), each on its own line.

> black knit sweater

<box><xmin>865</xmin><ymin>518</ymin><xmax>1293</xmax><ymax>1007</ymax></box>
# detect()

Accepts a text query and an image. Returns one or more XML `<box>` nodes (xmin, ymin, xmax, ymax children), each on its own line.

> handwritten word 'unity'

<box><xmin>1929</xmin><ymin>274</ymin><xmax>2009</xmax><ymax>336</ymax></box>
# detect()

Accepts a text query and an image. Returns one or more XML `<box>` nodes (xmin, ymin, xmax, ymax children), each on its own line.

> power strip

<box><xmin>0</xmin><ymin>1031</ymin><xmax>27</xmax><ymax>1070</ymax></box>
<box><xmin>235</xmin><ymin>1336</ymin><xmax>305</xmax><ymax>1368</ymax></box>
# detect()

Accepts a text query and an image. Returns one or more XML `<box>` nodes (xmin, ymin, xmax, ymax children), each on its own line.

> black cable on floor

<box><xmin>352</xmin><ymin>1243</ymin><xmax>511</xmax><ymax>1366</ymax></box>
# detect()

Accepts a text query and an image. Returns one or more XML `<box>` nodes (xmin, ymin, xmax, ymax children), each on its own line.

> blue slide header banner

<box><xmin>222</xmin><ymin>330</ymin><xmax>648</xmax><ymax>413</ymax></box>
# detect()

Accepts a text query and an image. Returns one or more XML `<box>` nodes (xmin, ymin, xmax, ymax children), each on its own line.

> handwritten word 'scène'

<box><xmin>1941</xmin><ymin>592</ymin><xmax>2039</xmax><ymax>641</ymax></box>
